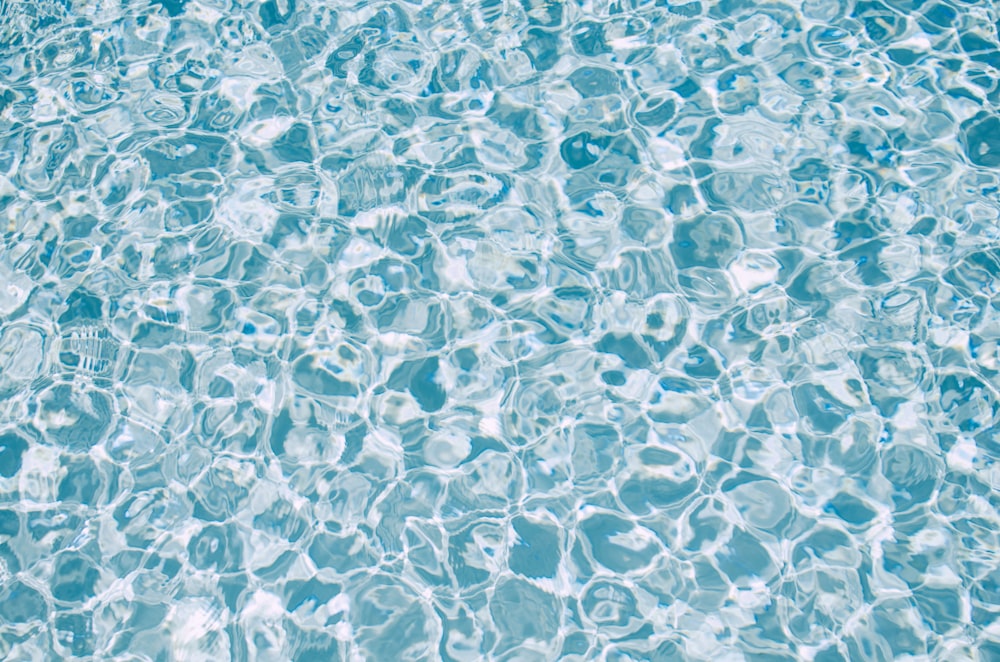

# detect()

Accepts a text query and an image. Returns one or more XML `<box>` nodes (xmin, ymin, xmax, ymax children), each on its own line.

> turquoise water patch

<box><xmin>1</xmin><ymin>0</ymin><xmax>1000</xmax><ymax>659</ymax></box>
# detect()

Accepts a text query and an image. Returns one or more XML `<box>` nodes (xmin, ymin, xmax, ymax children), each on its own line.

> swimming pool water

<box><xmin>1</xmin><ymin>0</ymin><xmax>999</xmax><ymax>659</ymax></box>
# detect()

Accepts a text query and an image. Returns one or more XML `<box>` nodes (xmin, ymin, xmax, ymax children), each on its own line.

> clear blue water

<box><xmin>0</xmin><ymin>0</ymin><xmax>999</xmax><ymax>659</ymax></box>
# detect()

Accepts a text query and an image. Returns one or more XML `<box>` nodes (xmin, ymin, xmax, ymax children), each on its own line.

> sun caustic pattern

<box><xmin>0</xmin><ymin>0</ymin><xmax>999</xmax><ymax>659</ymax></box>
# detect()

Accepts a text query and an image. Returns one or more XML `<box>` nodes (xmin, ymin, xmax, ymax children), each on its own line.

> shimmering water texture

<box><xmin>1</xmin><ymin>0</ymin><xmax>1000</xmax><ymax>659</ymax></box>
